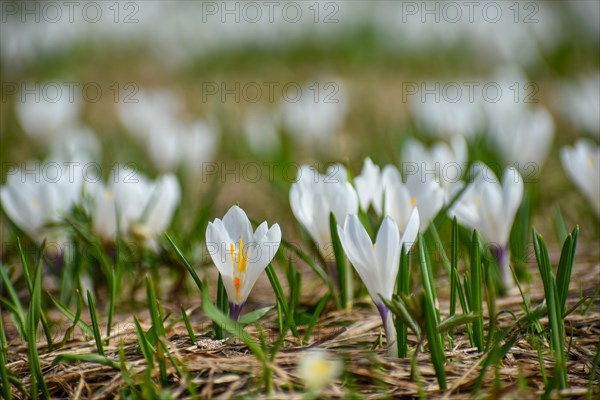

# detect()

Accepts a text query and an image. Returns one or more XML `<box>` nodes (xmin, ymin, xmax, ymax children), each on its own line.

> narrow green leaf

<box><xmin>52</xmin><ymin>353</ymin><xmax>119</xmax><ymax>370</ymax></box>
<box><xmin>180</xmin><ymin>306</ymin><xmax>197</xmax><ymax>344</ymax></box>
<box><xmin>133</xmin><ymin>316</ymin><xmax>154</xmax><ymax>369</ymax></box>
<box><xmin>238</xmin><ymin>306</ymin><xmax>274</xmax><ymax>325</ymax></box>
<box><xmin>556</xmin><ymin>226</ymin><xmax>578</xmax><ymax>316</ymax></box>
<box><xmin>87</xmin><ymin>290</ymin><xmax>104</xmax><ymax>356</ymax></box>
<box><xmin>49</xmin><ymin>292</ymin><xmax>94</xmax><ymax>339</ymax></box>
<box><xmin>418</xmin><ymin>234</ymin><xmax>446</xmax><ymax>389</ymax></box>
<box><xmin>470</xmin><ymin>231</ymin><xmax>484</xmax><ymax>352</ymax></box>
<box><xmin>303</xmin><ymin>292</ymin><xmax>330</xmax><ymax>343</ymax></box>
<box><xmin>532</xmin><ymin>229</ymin><xmax>567</xmax><ymax>389</ymax></box>
<box><xmin>329</xmin><ymin>212</ymin><xmax>349</xmax><ymax>309</ymax></box>
<box><xmin>0</xmin><ymin>307</ymin><xmax>12</xmax><ymax>400</ymax></box>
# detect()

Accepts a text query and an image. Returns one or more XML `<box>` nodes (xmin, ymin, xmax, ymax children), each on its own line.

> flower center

<box><xmin>230</xmin><ymin>238</ymin><xmax>249</xmax><ymax>302</ymax></box>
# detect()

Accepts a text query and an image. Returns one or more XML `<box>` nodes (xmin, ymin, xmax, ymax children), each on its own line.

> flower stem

<box><xmin>229</xmin><ymin>302</ymin><xmax>244</xmax><ymax>322</ymax></box>
<box><xmin>491</xmin><ymin>243</ymin><xmax>513</xmax><ymax>290</ymax></box>
<box><xmin>376</xmin><ymin>303</ymin><xmax>398</xmax><ymax>357</ymax></box>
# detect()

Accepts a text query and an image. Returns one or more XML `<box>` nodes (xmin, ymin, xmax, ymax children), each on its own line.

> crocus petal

<box><xmin>400</xmin><ymin>208</ymin><xmax>420</xmax><ymax>252</ymax></box>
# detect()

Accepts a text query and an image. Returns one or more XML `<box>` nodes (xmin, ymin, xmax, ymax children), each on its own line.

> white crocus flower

<box><xmin>401</xmin><ymin>136</ymin><xmax>467</xmax><ymax>202</ymax></box>
<box><xmin>487</xmin><ymin>105</ymin><xmax>554</xmax><ymax>173</ymax></box>
<box><xmin>1</xmin><ymin>161</ymin><xmax>83</xmax><ymax>244</ymax></box>
<box><xmin>354</xmin><ymin>157</ymin><xmax>383</xmax><ymax>215</ymax></box>
<box><xmin>559</xmin><ymin>74</ymin><xmax>600</xmax><ymax>138</ymax></box>
<box><xmin>15</xmin><ymin>82</ymin><xmax>81</xmax><ymax>142</ymax></box>
<box><xmin>560</xmin><ymin>140</ymin><xmax>600</xmax><ymax>217</ymax></box>
<box><xmin>337</xmin><ymin>211</ymin><xmax>419</xmax><ymax>356</ymax></box>
<box><xmin>449</xmin><ymin>165</ymin><xmax>523</xmax><ymax>288</ymax></box>
<box><xmin>87</xmin><ymin>169</ymin><xmax>181</xmax><ymax>249</ymax></box>
<box><xmin>298</xmin><ymin>349</ymin><xmax>342</xmax><ymax>393</ymax></box>
<box><xmin>206</xmin><ymin>205</ymin><xmax>281</xmax><ymax>321</ymax></box>
<box><xmin>353</xmin><ymin>159</ymin><xmax>443</xmax><ymax>234</ymax></box>
<box><xmin>383</xmin><ymin>165</ymin><xmax>444</xmax><ymax>233</ymax></box>
<box><xmin>280</xmin><ymin>81</ymin><xmax>347</xmax><ymax>145</ymax></box>
<box><xmin>289</xmin><ymin>164</ymin><xmax>358</xmax><ymax>262</ymax></box>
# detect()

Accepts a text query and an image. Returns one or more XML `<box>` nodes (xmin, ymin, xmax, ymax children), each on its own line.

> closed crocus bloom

<box><xmin>290</xmin><ymin>164</ymin><xmax>358</xmax><ymax>262</ymax></box>
<box><xmin>560</xmin><ymin>140</ymin><xmax>600</xmax><ymax>217</ymax></box>
<box><xmin>87</xmin><ymin>169</ymin><xmax>181</xmax><ymax>249</ymax></box>
<box><xmin>382</xmin><ymin>165</ymin><xmax>444</xmax><ymax>233</ymax></box>
<box><xmin>401</xmin><ymin>136</ymin><xmax>467</xmax><ymax>201</ymax></box>
<box><xmin>206</xmin><ymin>205</ymin><xmax>281</xmax><ymax>321</ymax></box>
<box><xmin>488</xmin><ymin>105</ymin><xmax>554</xmax><ymax>173</ymax></box>
<box><xmin>450</xmin><ymin>165</ymin><xmax>523</xmax><ymax>288</ymax></box>
<box><xmin>354</xmin><ymin>158</ymin><xmax>383</xmax><ymax>214</ymax></box>
<box><xmin>1</xmin><ymin>161</ymin><xmax>83</xmax><ymax>244</ymax></box>
<box><xmin>16</xmin><ymin>82</ymin><xmax>81</xmax><ymax>142</ymax></box>
<box><xmin>337</xmin><ymin>212</ymin><xmax>419</xmax><ymax>356</ymax></box>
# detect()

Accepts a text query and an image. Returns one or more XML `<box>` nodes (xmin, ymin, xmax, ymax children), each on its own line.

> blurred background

<box><xmin>1</xmin><ymin>0</ymin><xmax>599</xmax><ymax>265</ymax></box>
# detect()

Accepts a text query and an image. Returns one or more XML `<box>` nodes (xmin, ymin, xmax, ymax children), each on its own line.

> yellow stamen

<box><xmin>410</xmin><ymin>197</ymin><xmax>417</xmax><ymax>207</ymax></box>
<box><xmin>238</xmin><ymin>238</ymin><xmax>248</xmax><ymax>273</ymax></box>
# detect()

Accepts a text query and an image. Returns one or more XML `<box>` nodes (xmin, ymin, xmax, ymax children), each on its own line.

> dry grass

<box><xmin>3</xmin><ymin>258</ymin><xmax>599</xmax><ymax>399</ymax></box>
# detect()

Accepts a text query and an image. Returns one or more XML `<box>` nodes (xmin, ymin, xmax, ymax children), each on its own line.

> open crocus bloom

<box><xmin>449</xmin><ymin>165</ymin><xmax>523</xmax><ymax>288</ymax></box>
<box><xmin>206</xmin><ymin>205</ymin><xmax>281</xmax><ymax>321</ymax></box>
<box><xmin>337</xmin><ymin>210</ymin><xmax>419</xmax><ymax>356</ymax></box>
<box><xmin>560</xmin><ymin>139</ymin><xmax>600</xmax><ymax>217</ymax></box>
<box><xmin>290</xmin><ymin>164</ymin><xmax>358</xmax><ymax>262</ymax></box>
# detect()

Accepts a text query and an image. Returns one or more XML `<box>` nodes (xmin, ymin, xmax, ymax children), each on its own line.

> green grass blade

<box><xmin>0</xmin><ymin>264</ymin><xmax>26</xmax><ymax>338</ymax></box>
<box><xmin>553</xmin><ymin>207</ymin><xmax>568</xmax><ymax>244</ymax></box>
<box><xmin>396</xmin><ymin>245</ymin><xmax>410</xmax><ymax>357</ymax></box>
<box><xmin>418</xmin><ymin>234</ymin><xmax>446</xmax><ymax>390</ymax></box>
<box><xmin>0</xmin><ymin>307</ymin><xmax>12</xmax><ymax>399</ymax></box>
<box><xmin>26</xmin><ymin>257</ymin><xmax>49</xmax><ymax>399</ymax></box>
<box><xmin>86</xmin><ymin>290</ymin><xmax>104</xmax><ymax>356</ymax></box>
<box><xmin>556</xmin><ymin>226</ymin><xmax>578</xmax><ymax>316</ymax></box>
<box><xmin>214</xmin><ymin>275</ymin><xmax>227</xmax><ymax>339</ymax></box>
<box><xmin>164</xmin><ymin>233</ymin><xmax>205</xmax><ymax>294</ymax></box>
<box><xmin>180</xmin><ymin>306</ymin><xmax>197</xmax><ymax>344</ymax></box>
<box><xmin>303</xmin><ymin>292</ymin><xmax>330</xmax><ymax>343</ymax></box>
<box><xmin>52</xmin><ymin>353</ymin><xmax>120</xmax><ymax>369</ymax></box>
<box><xmin>330</xmin><ymin>212</ymin><xmax>349</xmax><ymax>309</ymax></box>
<box><xmin>470</xmin><ymin>230</ymin><xmax>484</xmax><ymax>352</ymax></box>
<box><xmin>532</xmin><ymin>229</ymin><xmax>567</xmax><ymax>389</ymax></box>
<box><xmin>49</xmin><ymin>292</ymin><xmax>94</xmax><ymax>339</ymax></box>
<box><xmin>133</xmin><ymin>316</ymin><xmax>154</xmax><ymax>369</ymax></box>
<box><xmin>238</xmin><ymin>306</ymin><xmax>274</xmax><ymax>325</ymax></box>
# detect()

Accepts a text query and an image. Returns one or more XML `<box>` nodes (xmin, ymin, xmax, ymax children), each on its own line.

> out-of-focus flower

<box><xmin>15</xmin><ymin>82</ymin><xmax>81</xmax><ymax>142</ymax></box>
<box><xmin>449</xmin><ymin>165</ymin><xmax>523</xmax><ymax>288</ymax></box>
<box><xmin>280</xmin><ymin>82</ymin><xmax>347</xmax><ymax>144</ymax></box>
<box><xmin>410</xmin><ymin>92</ymin><xmax>485</xmax><ymax>139</ymax></box>
<box><xmin>298</xmin><ymin>349</ymin><xmax>342</xmax><ymax>392</ymax></box>
<box><xmin>487</xmin><ymin>105</ymin><xmax>554</xmax><ymax>173</ymax></box>
<box><xmin>485</xmin><ymin>65</ymin><xmax>554</xmax><ymax>173</ymax></box>
<box><xmin>1</xmin><ymin>161</ymin><xmax>83</xmax><ymax>244</ymax></box>
<box><xmin>205</xmin><ymin>205</ymin><xmax>281</xmax><ymax>321</ymax></box>
<box><xmin>118</xmin><ymin>89</ymin><xmax>218</xmax><ymax>173</ymax></box>
<box><xmin>243</xmin><ymin>106</ymin><xmax>281</xmax><ymax>154</ymax></box>
<box><xmin>290</xmin><ymin>164</ymin><xmax>358</xmax><ymax>262</ymax></box>
<box><xmin>86</xmin><ymin>168</ymin><xmax>181</xmax><ymax>250</ymax></box>
<box><xmin>147</xmin><ymin>120</ymin><xmax>219</xmax><ymax>173</ymax></box>
<box><xmin>337</xmin><ymin>212</ymin><xmax>419</xmax><ymax>356</ymax></box>
<box><xmin>401</xmin><ymin>136</ymin><xmax>467</xmax><ymax>202</ymax></box>
<box><xmin>354</xmin><ymin>158</ymin><xmax>383</xmax><ymax>215</ymax></box>
<box><xmin>383</xmin><ymin>165</ymin><xmax>444</xmax><ymax>233</ymax></box>
<box><xmin>118</xmin><ymin>89</ymin><xmax>183</xmax><ymax>141</ymax></box>
<box><xmin>559</xmin><ymin>74</ymin><xmax>600</xmax><ymax>139</ymax></box>
<box><xmin>560</xmin><ymin>140</ymin><xmax>600</xmax><ymax>217</ymax></box>
<box><xmin>353</xmin><ymin>159</ymin><xmax>443</xmax><ymax>233</ymax></box>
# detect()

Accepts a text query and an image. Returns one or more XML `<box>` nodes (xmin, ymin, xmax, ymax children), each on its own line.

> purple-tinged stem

<box><xmin>490</xmin><ymin>243</ymin><xmax>513</xmax><ymax>290</ymax></box>
<box><xmin>375</xmin><ymin>302</ymin><xmax>398</xmax><ymax>357</ymax></box>
<box><xmin>229</xmin><ymin>302</ymin><xmax>245</xmax><ymax>322</ymax></box>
